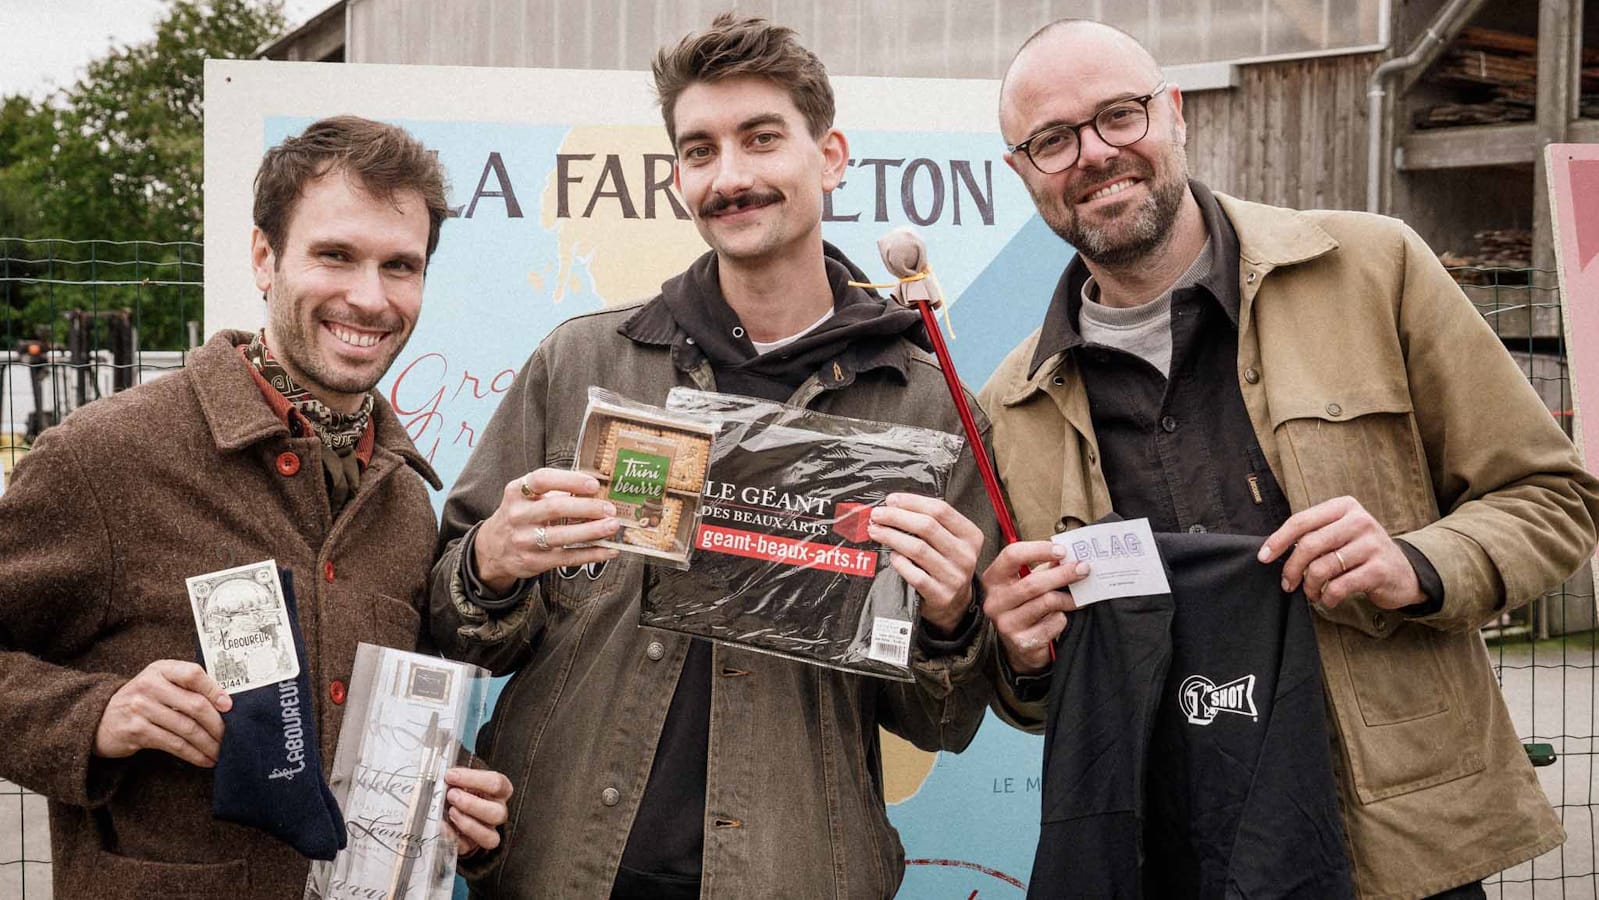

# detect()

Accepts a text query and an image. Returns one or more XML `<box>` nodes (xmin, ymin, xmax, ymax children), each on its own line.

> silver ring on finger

<box><xmin>534</xmin><ymin>525</ymin><xmax>552</xmax><ymax>552</ymax></box>
<box><xmin>1019</xmin><ymin>636</ymin><xmax>1037</xmax><ymax>651</ymax></box>
<box><xmin>1333</xmin><ymin>548</ymin><xmax>1348</xmax><ymax>574</ymax></box>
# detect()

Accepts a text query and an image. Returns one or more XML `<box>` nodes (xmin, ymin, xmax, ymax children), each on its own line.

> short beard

<box><xmin>1042</xmin><ymin>143</ymin><xmax>1190</xmax><ymax>269</ymax></box>
<box><xmin>265</xmin><ymin>284</ymin><xmax>407</xmax><ymax>398</ymax></box>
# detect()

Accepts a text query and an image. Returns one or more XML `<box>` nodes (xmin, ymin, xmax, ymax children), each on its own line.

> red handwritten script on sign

<box><xmin>387</xmin><ymin>352</ymin><xmax>519</xmax><ymax>465</ymax></box>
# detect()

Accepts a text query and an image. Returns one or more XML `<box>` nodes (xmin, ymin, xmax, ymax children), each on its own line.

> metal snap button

<box><xmin>646</xmin><ymin>641</ymin><xmax>665</xmax><ymax>661</ymax></box>
<box><xmin>1244</xmin><ymin>367</ymin><xmax>1260</xmax><ymax>384</ymax></box>
<box><xmin>601</xmin><ymin>787</ymin><xmax>620</xmax><ymax>807</ymax></box>
<box><xmin>1326</xmin><ymin>402</ymin><xmax>1343</xmax><ymax>417</ymax></box>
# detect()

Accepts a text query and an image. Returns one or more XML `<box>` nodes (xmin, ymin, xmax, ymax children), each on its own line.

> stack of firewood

<box><xmin>1416</xmin><ymin>28</ymin><xmax>1538</xmax><ymax>129</ymax></box>
<box><xmin>1473</xmin><ymin>228</ymin><xmax>1533</xmax><ymax>267</ymax></box>
<box><xmin>1440</xmin><ymin>228</ymin><xmax>1534</xmax><ymax>284</ymax></box>
<box><xmin>1415</xmin><ymin>27</ymin><xmax>1599</xmax><ymax>129</ymax></box>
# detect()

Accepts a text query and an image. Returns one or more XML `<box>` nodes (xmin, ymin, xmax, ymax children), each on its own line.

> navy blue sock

<box><xmin>211</xmin><ymin>569</ymin><xmax>347</xmax><ymax>860</ymax></box>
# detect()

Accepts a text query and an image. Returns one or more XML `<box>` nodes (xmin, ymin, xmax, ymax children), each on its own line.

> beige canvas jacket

<box><xmin>981</xmin><ymin>194</ymin><xmax>1599</xmax><ymax>900</ymax></box>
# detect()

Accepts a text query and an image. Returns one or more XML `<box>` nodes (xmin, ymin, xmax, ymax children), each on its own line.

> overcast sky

<box><xmin>0</xmin><ymin>0</ymin><xmax>331</xmax><ymax>99</ymax></box>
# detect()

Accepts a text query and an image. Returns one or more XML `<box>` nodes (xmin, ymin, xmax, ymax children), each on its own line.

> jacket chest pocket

<box><xmin>1270</xmin><ymin>393</ymin><xmax>1437</xmax><ymax>535</ymax></box>
<box><xmin>542</xmin><ymin>555</ymin><xmax>627</xmax><ymax>611</ymax></box>
<box><xmin>370</xmin><ymin>592</ymin><xmax>423</xmax><ymax>648</ymax></box>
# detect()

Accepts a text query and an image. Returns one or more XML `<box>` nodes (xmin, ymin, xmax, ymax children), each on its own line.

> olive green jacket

<box><xmin>430</xmin><ymin>297</ymin><xmax>998</xmax><ymax>899</ymax></box>
<box><xmin>981</xmin><ymin>193</ymin><xmax>1599</xmax><ymax>900</ymax></box>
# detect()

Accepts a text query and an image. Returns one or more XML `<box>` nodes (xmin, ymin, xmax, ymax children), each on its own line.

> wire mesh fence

<box><xmin>0</xmin><ymin>237</ymin><xmax>202</xmax><ymax>462</ymax></box>
<box><xmin>1459</xmin><ymin>267</ymin><xmax>1599</xmax><ymax>899</ymax></box>
<box><xmin>0</xmin><ymin>245</ymin><xmax>1595</xmax><ymax>897</ymax></box>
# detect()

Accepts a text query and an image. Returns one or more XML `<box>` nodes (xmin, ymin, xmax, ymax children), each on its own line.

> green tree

<box><xmin>32</xmin><ymin>0</ymin><xmax>286</xmax><ymax>241</ymax></box>
<box><xmin>2</xmin><ymin>0</ymin><xmax>286</xmax><ymax>350</ymax></box>
<box><xmin>0</xmin><ymin>96</ymin><xmax>46</xmax><ymax>233</ymax></box>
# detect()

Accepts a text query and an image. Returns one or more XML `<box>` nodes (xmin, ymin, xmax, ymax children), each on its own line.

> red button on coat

<box><xmin>275</xmin><ymin>452</ymin><xmax>301</xmax><ymax>476</ymax></box>
<box><xmin>323</xmin><ymin>561</ymin><xmax>335</xmax><ymax>583</ymax></box>
<box><xmin>330</xmin><ymin>680</ymin><xmax>347</xmax><ymax>705</ymax></box>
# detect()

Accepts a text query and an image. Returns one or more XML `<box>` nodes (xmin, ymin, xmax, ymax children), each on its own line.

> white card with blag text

<box><xmin>1051</xmin><ymin>518</ymin><xmax>1171</xmax><ymax>607</ymax></box>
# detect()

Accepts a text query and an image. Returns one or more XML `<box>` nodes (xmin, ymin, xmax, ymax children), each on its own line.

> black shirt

<box><xmin>1024</xmin><ymin>180</ymin><xmax>1443</xmax><ymax>601</ymax></box>
<box><xmin>1030</xmin><ymin>531</ymin><xmax>1353</xmax><ymax>899</ymax></box>
<box><xmin>1038</xmin><ymin>180</ymin><xmax>1290</xmax><ymax>538</ymax></box>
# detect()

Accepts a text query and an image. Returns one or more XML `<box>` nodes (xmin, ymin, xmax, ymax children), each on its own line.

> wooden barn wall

<box><xmin>1181</xmin><ymin>52</ymin><xmax>1378</xmax><ymax>213</ymax></box>
<box><xmin>347</xmin><ymin>0</ymin><xmax>1381</xmax><ymax>217</ymax></box>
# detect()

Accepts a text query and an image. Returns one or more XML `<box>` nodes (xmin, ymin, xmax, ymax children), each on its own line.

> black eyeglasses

<box><xmin>1007</xmin><ymin>81</ymin><xmax>1168</xmax><ymax>175</ymax></box>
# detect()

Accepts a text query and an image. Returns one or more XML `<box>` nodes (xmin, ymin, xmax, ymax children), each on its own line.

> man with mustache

<box><xmin>428</xmin><ymin>13</ymin><xmax>997</xmax><ymax>900</ymax></box>
<box><xmin>979</xmin><ymin>19</ymin><xmax>1599</xmax><ymax>900</ymax></box>
<box><xmin>0</xmin><ymin>117</ymin><xmax>511</xmax><ymax>900</ymax></box>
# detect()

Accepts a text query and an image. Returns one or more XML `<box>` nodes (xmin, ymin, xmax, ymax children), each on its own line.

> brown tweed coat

<box><xmin>0</xmin><ymin>330</ymin><xmax>441</xmax><ymax>900</ymax></box>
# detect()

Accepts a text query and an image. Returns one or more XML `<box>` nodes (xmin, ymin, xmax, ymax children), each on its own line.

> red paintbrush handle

<box><xmin>912</xmin><ymin>303</ymin><xmax>1031</xmax><ymax>579</ymax></box>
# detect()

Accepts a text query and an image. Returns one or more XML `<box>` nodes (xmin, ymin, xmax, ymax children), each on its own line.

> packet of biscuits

<box><xmin>571</xmin><ymin>387</ymin><xmax>718</xmax><ymax>568</ymax></box>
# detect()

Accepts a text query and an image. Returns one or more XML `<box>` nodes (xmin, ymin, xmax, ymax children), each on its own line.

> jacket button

<box><xmin>646</xmin><ymin>641</ymin><xmax>665</xmax><ymax>661</ymax></box>
<box><xmin>601</xmin><ymin>787</ymin><xmax>620</xmax><ymax>807</ymax></box>
<box><xmin>276</xmin><ymin>452</ymin><xmax>301</xmax><ymax>476</ymax></box>
<box><xmin>1161</xmin><ymin>415</ymin><xmax>1178</xmax><ymax>433</ymax></box>
<box><xmin>1244</xmin><ymin>367</ymin><xmax>1260</xmax><ymax>384</ymax></box>
<box><xmin>1051</xmin><ymin>375</ymin><xmax>1064</xmax><ymax>386</ymax></box>
<box><xmin>1326</xmin><ymin>402</ymin><xmax>1343</xmax><ymax>417</ymax></box>
<box><xmin>324</xmin><ymin>561</ymin><xmax>335</xmax><ymax>583</ymax></box>
<box><xmin>330</xmin><ymin>680</ymin><xmax>347</xmax><ymax>705</ymax></box>
<box><xmin>1187</xmin><ymin>523</ymin><xmax>1207</xmax><ymax>534</ymax></box>
<box><xmin>1371</xmin><ymin>612</ymin><xmax>1388</xmax><ymax>631</ymax></box>
<box><xmin>1247</xmin><ymin>272</ymin><xmax>1257</xmax><ymax>283</ymax></box>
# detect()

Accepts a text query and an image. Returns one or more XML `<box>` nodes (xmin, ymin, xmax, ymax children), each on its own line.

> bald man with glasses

<box><xmin>978</xmin><ymin>19</ymin><xmax>1599</xmax><ymax>900</ymax></box>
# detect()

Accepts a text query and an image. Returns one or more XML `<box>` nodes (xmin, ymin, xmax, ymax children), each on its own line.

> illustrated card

<box><xmin>186</xmin><ymin>559</ymin><xmax>299</xmax><ymax>694</ymax></box>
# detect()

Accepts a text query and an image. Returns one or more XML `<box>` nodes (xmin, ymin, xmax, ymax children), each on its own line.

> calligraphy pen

<box><xmin>863</xmin><ymin>228</ymin><xmax>1052</xmax><ymax>660</ymax></box>
<box><xmin>388</xmin><ymin>712</ymin><xmax>443</xmax><ymax>900</ymax></box>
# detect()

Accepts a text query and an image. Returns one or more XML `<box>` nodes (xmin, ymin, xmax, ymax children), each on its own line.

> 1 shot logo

<box><xmin>1179</xmin><ymin>673</ymin><xmax>1258</xmax><ymax>726</ymax></box>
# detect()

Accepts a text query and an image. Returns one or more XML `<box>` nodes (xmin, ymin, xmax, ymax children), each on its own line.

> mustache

<box><xmin>1069</xmin><ymin>159</ymin><xmax>1151</xmax><ymax>198</ymax></box>
<box><xmin>699</xmin><ymin>190</ymin><xmax>782</xmax><ymax>218</ymax></box>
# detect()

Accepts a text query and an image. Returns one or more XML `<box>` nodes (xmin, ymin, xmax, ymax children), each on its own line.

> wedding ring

<box><xmin>534</xmin><ymin>525</ymin><xmax>551</xmax><ymax>552</ymax></box>
<box><xmin>519</xmin><ymin>474</ymin><xmax>534</xmax><ymax>500</ymax></box>
<box><xmin>1333</xmin><ymin>549</ymin><xmax>1348</xmax><ymax>574</ymax></box>
<box><xmin>1019</xmin><ymin>637</ymin><xmax>1038</xmax><ymax>651</ymax></box>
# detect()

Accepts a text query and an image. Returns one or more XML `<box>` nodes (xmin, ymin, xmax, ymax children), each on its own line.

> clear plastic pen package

<box><xmin>304</xmin><ymin>644</ymin><xmax>491</xmax><ymax>900</ymax></box>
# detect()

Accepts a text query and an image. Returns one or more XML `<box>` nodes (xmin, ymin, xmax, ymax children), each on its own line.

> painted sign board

<box><xmin>1548</xmin><ymin>143</ymin><xmax>1599</xmax><ymax>595</ymax></box>
<box><xmin>206</xmin><ymin>59</ymin><xmax>1075</xmax><ymax>898</ymax></box>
